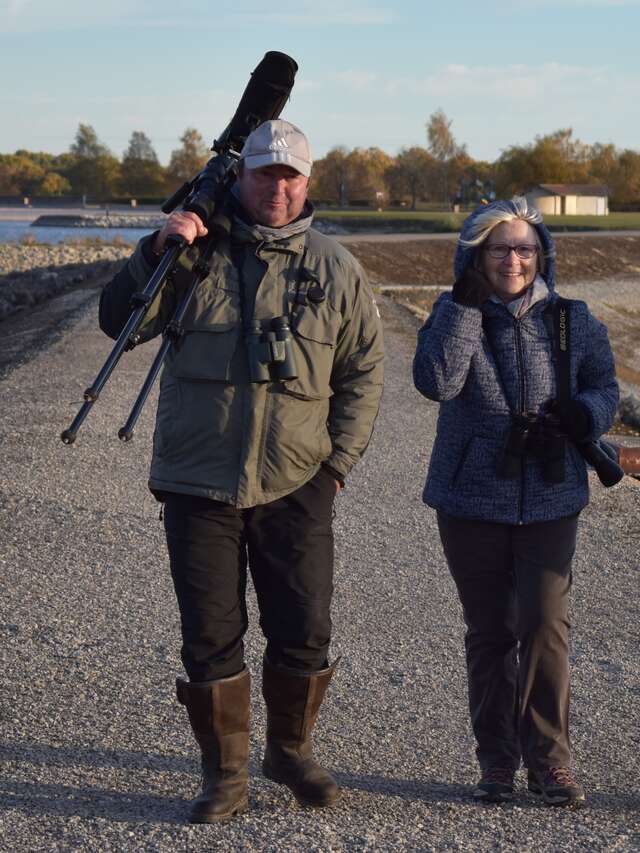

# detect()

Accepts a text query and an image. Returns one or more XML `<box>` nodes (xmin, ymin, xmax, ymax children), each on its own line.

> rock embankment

<box><xmin>32</xmin><ymin>213</ymin><xmax>349</xmax><ymax>234</ymax></box>
<box><xmin>0</xmin><ymin>243</ymin><xmax>133</xmax><ymax>322</ymax></box>
<box><xmin>32</xmin><ymin>213</ymin><xmax>165</xmax><ymax>229</ymax></box>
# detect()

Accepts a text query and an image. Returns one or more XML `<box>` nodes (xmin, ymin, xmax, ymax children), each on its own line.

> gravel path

<box><xmin>0</xmin><ymin>295</ymin><xmax>638</xmax><ymax>852</ymax></box>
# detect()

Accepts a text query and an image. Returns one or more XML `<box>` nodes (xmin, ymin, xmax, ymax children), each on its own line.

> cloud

<box><xmin>507</xmin><ymin>0</ymin><xmax>640</xmax><ymax>6</ymax></box>
<box><xmin>320</xmin><ymin>62</ymin><xmax>626</xmax><ymax>102</ymax></box>
<box><xmin>216</xmin><ymin>0</ymin><xmax>395</xmax><ymax>25</ymax></box>
<box><xmin>0</xmin><ymin>0</ymin><xmax>151</xmax><ymax>32</ymax></box>
<box><xmin>329</xmin><ymin>71</ymin><xmax>380</xmax><ymax>91</ymax></box>
<box><xmin>309</xmin><ymin>61</ymin><xmax>640</xmax><ymax>158</ymax></box>
<box><xmin>0</xmin><ymin>0</ymin><xmax>394</xmax><ymax>32</ymax></box>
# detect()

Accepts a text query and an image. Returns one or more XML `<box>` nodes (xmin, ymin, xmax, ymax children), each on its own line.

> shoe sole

<box><xmin>263</xmin><ymin>765</ymin><xmax>340</xmax><ymax>808</ymax></box>
<box><xmin>473</xmin><ymin>789</ymin><xmax>514</xmax><ymax>804</ymax></box>
<box><xmin>528</xmin><ymin>783</ymin><xmax>586</xmax><ymax>808</ymax></box>
<box><xmin>188</xmin><ymin>797</ymin><xmax>248</xmax><ymax>823</ymax></box>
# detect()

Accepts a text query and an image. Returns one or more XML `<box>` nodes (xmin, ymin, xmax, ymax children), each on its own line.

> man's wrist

<box><xmin>141</xmin><ymin>231</ymin><xmax>163</xmax><ymax>266</ymax></box>
<box><xmin>321</xmin><ymin>463</ymin><xmax>345</xmax><ymax>488</ymax></box>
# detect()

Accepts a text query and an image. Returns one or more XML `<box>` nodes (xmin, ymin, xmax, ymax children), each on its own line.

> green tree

<box><xmin>309</xmin><ymin>147</ymin><xmax>350</xmax><ymax>206</ymax></box>
<box><xmin>0</xmin><ymin>151</ymin><xmax>74</xmax><ymax>197</ymax></box>
<box><xmin>70</xmin><ymin>123</ymin><xmax>110</xmax><ymax>159</ymax></box>
<box><xmin>589</xmin><ymin>143</ymin><xmax>618</xmax><ymax>183</ymax></box>
<box><xmin>65</xmin><ymin>123</ymin><xmax>120</xmax><ymax>200</ymax></box>
<box><xmin>166</xmin><ymin>128</ymin><xmax>209</xmax><ymax>190</ymax></box>
<box><xmin>495</xmin><ymin>128</ymin><xmax>592</xmax><ymax>197</ymax></box>
<box><xmin>426</xmin><ymin>109</ymin><xmax>459</xmax><ymax>161</ymax></box>
<box><xmin>0</xmin><ymin>154</ymin><xmax>44</xmax><ymax>195</ymax></box>
<box><xmin>40</xmin><ymin>172</ymin><xmax>71</xmax><ymax>195</ymax></box>
<box><xmin>345</xmin><ymin>147</ymin><xmax>394</xmax><ymax>205</ymax></box>
<box><xmin>120</xmin><ymin>131</ymin><xmax>166</xmax><ymax>198</ymax></box>
<box><xmin>384</xmin><ymin>147</ymin><xmax>436</xmax><ymax>210</ymax></box>
<box><xmin>608</xmin><ymin>149</ymin><xmax>640</xmax><ymax>205</ymax></box>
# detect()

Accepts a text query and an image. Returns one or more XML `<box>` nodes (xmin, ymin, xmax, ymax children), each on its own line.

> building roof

<box><xmin>531</xmin><ymin>183</ymin><xmax>609</xmax><ymax>197</ymax></box>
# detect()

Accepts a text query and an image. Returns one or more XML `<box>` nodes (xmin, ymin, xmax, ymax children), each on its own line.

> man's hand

<box><xmin>153</xmin><ymin>211</ymin><xmax>208</xmax><ymax>255</ymax></box>
<box><xmin>451</xmin><ymin>267</ymin><xmax>494</xmax><ymax>309</ymax></box>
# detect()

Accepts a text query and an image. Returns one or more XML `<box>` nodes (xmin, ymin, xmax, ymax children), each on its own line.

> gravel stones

<box><xmin>0</xmin><ymin>282</ymin><xmax>638</xmax><ymax>850</ymax></box>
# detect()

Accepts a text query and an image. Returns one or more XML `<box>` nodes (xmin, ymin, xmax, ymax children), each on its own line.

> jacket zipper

<box><xmin>514</xmin><ymin>317</ymin><xmax>526</xmax><ymax>524</ymax></box>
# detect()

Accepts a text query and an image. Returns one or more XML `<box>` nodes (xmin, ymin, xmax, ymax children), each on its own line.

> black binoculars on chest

<box><xmin>246</xmin><ymin>316</ymin><xmax>298</xmax><ymax>382</ymax></box>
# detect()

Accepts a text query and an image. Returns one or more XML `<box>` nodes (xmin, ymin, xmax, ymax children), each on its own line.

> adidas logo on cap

<box><xmin>268</xmin><ymin>137</ymin><xmax>290</xmax><ymax>151</ymax></box>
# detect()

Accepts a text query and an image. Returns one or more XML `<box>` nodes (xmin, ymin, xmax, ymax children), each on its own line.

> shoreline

<box><xmin>3</xmin><ymin>207</ymin><xmax>640</xmax><ymax>241</ymax></box>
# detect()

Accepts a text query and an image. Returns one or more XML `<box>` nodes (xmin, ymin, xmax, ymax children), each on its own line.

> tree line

<box><xmin>0</xmin><ymin>124</ymin><xmax>210</xmax><ymax>203</ymax></box>
<box><xmin>1</xmin><ymin>112</ymin><xmax>639</xmax><ymax>209</ymax></box>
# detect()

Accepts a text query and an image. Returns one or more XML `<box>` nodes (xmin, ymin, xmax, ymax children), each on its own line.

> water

<box><xmin>0</xmin><ymin>220</ymin><xmax>152</xmax><ymax>245</ymax></box>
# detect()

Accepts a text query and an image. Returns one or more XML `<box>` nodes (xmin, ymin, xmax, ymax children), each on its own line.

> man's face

<box><xmin>238</xmin><ymin>164</ymin><xmax>309</xmax><ymax>228</ymax></box>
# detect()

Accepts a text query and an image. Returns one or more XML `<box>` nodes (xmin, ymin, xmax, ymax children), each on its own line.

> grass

<box><xmin>315</xmin><ymin>209</ymin><xmax>640</xmax><ymax>232</ymax></box>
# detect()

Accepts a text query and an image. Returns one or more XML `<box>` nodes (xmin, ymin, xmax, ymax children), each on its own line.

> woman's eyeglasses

<box><xmin>483</xmin><ymin>244</ymin><xmax>538</xmax><ymax>260</ymax></box>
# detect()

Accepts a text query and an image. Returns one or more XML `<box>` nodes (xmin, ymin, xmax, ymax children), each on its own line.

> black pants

<box><xmin>163</xmin><ymin>469</ymin><xmax>336</xmax><ymax>682</ymax></box>
<box><xmin>437</xmin><ymin>511</ymin><xmax>578</xmax><ymax>772</ymax></box>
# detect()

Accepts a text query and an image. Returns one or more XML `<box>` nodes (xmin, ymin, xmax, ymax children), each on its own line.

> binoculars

<box><xmin>497</xmin><ymin>412</ymin><xmax>625</xmax><ymax>488</ymax></box>
<box><xmin>246</xmin><ymin>316</ymin><xmax>298</xmax><ymax>383</ymax></box>
<box><xmin>497</xmin><ymin>413</ymin><xmax>567</xmax><ymax>484</ymax></box>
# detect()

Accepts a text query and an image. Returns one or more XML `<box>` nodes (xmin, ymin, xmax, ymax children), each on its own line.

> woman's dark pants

<box><xmin>163</xmin><ymin>470</ymin><xmax>336</xmax><ymax>682</ymax></box>
<box><xmin>437</xmin><ymin>511</ymin><xmax>579</xmax><ymax>772</ymax></box>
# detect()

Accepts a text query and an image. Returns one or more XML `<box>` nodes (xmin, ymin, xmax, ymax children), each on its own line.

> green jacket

<box><xmin>99</xmin><ymin>210</ymin><xmax>384</xmax><ymax>507</ymax></box>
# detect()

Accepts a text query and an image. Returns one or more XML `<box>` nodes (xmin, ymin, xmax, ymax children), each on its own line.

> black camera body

<box><xmin>497</xmin><ymin>412</ymin><xmax>567</xmax><ymax>484</ymax></box>
<box><xmin>497</xmin><ymin>410</ymin><xmax>624</xmax><ymax>488</ymax></box>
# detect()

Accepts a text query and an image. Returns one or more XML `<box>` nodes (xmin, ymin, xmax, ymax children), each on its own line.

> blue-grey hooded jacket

<box><xmin>412</xmin><ymin>201</ymin><xmax>619</xmax><ymax>524</ymax></box>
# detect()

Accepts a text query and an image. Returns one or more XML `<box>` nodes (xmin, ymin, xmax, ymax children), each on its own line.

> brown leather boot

<box><xmin>176</xmin><ymin>668</ymin><xmax>250</xmax><ymax>823</ymax></box>
<box><xmin>261</xmin><ymin>658</ymin><xmax>339</xmax><ymax>808</ymax></box>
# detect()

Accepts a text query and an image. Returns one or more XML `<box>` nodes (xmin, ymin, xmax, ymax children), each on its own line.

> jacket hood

<box><xmin>453</xmin><ymin>200</ymin><xmax>557</xmax><ymax>291</ymax></box>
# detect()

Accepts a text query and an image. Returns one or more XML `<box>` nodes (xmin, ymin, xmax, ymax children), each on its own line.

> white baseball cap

<box><xmin>240</xmin><ymin>119</ymin><xmax>312</xmax><ymax>177</ymax></box>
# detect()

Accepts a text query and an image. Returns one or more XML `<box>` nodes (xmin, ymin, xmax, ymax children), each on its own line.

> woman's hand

<box><xmin>560</xmin><ymin>400</ymin><xmax>592</xmax><ymax>443</ymax></box>
<box><xmin>153</xmin><ymin>211</ymin><xmax>208</xmax><ymax>255</ymax></box>
<box><xmin>452</xmin><ymin>268</ymin><xmax>494</xmax><ymax>308</ymax></box>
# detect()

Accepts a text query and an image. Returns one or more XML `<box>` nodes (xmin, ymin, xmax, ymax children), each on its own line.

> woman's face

<box><xmin>480</xmin><ymin>219</ymin><xmax>539</xmax><ymax>303</ymax></box>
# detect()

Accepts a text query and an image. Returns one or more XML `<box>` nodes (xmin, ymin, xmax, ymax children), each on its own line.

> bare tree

<box><xmin>426</xmin><ymin>109</ymin><xmax>466</xmax><ymax>206</ymax></box>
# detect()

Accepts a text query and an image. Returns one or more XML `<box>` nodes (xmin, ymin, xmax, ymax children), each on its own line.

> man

<box><xmin>99</xmin><ymin>119</ymin><xmax>384</xmax><ymax>822</ymax></box>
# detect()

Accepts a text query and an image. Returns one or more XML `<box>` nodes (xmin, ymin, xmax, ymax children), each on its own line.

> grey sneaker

<box><xmin>473</xmin><ymin>767</ymin><xmax>515</xmax><ymax>803</ymax></box>
<box><xmin>528</xmin><ymin>767</ymin><xmax>586</xmax><ymax>807</ymax></box>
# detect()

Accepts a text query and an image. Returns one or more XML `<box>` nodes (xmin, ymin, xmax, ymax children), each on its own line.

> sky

<box><xmin>1</xmin><ymin>0</ymin><xmax>639</xmax><ymax>165</ymax></box>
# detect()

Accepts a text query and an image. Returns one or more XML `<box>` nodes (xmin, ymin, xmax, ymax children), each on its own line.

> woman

<box><xmin>413</xmin><ymin>197</ymin><xmax>618</xmax><ymax>807</ymax></box>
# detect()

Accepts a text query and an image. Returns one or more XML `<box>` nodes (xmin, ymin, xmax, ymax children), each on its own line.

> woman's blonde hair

<box><xmin>460</xmin><ymin>196</ymin><xmax>548</xmax><ymax>273</ymax></box>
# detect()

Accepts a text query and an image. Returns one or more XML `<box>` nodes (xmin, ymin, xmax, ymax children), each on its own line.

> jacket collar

<box><xmin>483</xmin><ymin>275</ymin><xmax>554</xmax><ymax>319</ymax></box>
<box><xmin>488</xmin><ymin>274</ymin><xmax>549</xmax><ymax>318</ymax></box>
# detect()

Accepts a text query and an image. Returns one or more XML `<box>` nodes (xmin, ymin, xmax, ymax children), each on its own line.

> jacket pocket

<box><xmin>152</xmin><ymin>374</ymin><xmax>181</xmax><ymax>459</ymax></box>
<box><xmin>167</xmin><ymin>288</ymin><xmax>240</xmax><ymax>381</ymax></box>
<box><xmin>285</xmin><ymin>303</ymin><xmax>341</xmax><ymax>400</ymax></box>
<box><xmin>449</xmin><ymin>435</ymin><xmax>500</xmax><ymax>494</ymax></box>
<box><xmin>152</xmin><ymin>375</ymin><xmax>242</xmax><ymax>486</ymax></box>
<box><xmin>260</xmin><ymin>388</ymin><xmax>332</xmax><ymax>492</ymax></box>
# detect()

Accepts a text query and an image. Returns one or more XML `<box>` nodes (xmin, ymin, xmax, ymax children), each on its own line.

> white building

<box><xmin>525</xmin><ymin>184</ymin><xmax>609</xmax><ymax>216</ymax></box>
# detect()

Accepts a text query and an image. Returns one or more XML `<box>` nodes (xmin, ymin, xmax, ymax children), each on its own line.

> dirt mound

<box><xmin>346</xmin><ymin>235</ymin><xmax>640</xmax><ymax>288</ymax></box>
